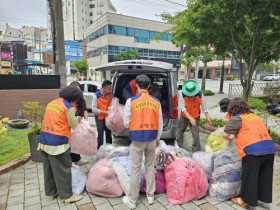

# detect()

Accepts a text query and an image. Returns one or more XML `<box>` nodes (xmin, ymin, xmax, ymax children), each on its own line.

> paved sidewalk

<box><xmin>1</xmin><ymin>94</ymin><xmax>280</xmax><ymax>210</ymax></box>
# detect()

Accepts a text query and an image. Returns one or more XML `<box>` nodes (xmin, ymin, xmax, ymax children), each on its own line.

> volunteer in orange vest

<box><xmin>218</xmin><ymin>98</ymin><xmax>231</xmax><ymax>119</ymax></box>
<box><xmin>122</xmin><ymin>74</ymin><xmax>163</xmax><ymax>209</ymax></box>
<box><xmin>123</xmin><ymin>79</ymin><xmax>137</xmax><ymax>101</ymax></box>
<box><xmin>39</xmin><ymin>85</ymin><xmax>83</xmax><ymax>204</ymax></box>
<box><xmin>92</xmin><ymin>80</ymin><xmax>112</xmax><ymax>148</ymax></box>
<box><xmin>223</xmin><ymin>98</ymin><xmax>275</xmax><ymax>210</ymax></box>
<box><xmin>176</xmin><ymin>80</ymin><xmax>212</xmax><ymax>152</ymax></box>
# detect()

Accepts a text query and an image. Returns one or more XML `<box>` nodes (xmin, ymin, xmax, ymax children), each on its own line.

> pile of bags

<box><xmin>105</xmin><ymin>98</ymin><xmax>125</xmax><ymax>135</ymax></box>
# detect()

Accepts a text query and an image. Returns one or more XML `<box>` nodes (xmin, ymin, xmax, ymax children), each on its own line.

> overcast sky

<box><xmin>0</xmin><ymin>0</ymin><xmax>186</xmax><ymax>29</ymax></box>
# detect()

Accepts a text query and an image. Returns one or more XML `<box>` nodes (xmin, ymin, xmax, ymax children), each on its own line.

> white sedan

<box><xmin>263</xmin><ymin>74</ymin><xmax>280</xmax><ymax>81</ymax></box>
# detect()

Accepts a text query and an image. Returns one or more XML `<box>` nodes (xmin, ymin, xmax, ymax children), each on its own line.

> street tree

<box><xmin>73</xmin><ymin>60</ymin><xmax>88</xmax><ymax>77</ymax></box>
<box><xmin>113</xmin><ymin>50</ymin><xmax>140</xmax><ymax>61</ymax></box>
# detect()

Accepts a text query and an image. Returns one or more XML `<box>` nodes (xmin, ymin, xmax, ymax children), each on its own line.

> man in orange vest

<box><xmin>122</xmin><ymin>74</ymin><xmax>163</xmax><ymax>209</ymax></box>
<box><xmin>176</xmin><ymin>80</ymin><xmax>212</xmax><ymax>152</ymax></box>
<box><xmin>123</xmin><ymin>79</ymin><xmax>137</xmax><ymax>101</ymax></box>
<box><xmin>92</xmin><ymin>80</ymin><xmax>112</xmax><ymax>148</ymax></box>
<box><xmin>223</xmin><ymin>98</ymin><xmax>275</xmax><ymax>210</ymax></box>
<box><xmin>39</xmin><ymin>85</ymin><xmax>83</xmax><ymax>204</ymax></box>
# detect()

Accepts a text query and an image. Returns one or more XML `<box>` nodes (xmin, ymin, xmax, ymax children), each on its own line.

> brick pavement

<box><xmin>1</xmin><ymin>98</ymin><xmax>280</xmax><ymax>210</ymax></box>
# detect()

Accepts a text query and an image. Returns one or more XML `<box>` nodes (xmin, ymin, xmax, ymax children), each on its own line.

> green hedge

<box><xmin>248</xmin><ymin>97</ymin><xmax>266</xmax><ymax>110</ymax></box>
<box><xmin>225</xmin><ymin>75</ymin><xmax>235</xmax><ymax>80</ymax></box>
<box><xmin>202</xmin><ymin>89</ymin><xmax>215</xmax><ymax>96</ymax></box>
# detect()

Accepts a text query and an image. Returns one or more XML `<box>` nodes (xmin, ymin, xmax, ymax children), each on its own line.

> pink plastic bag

<box><xmin>164</xmin><ymin>158</ymin><xmax>208</xmax><ymax>205</ymax></box>
<box><xmin>70</xmin><ymin>120</ymin><xmax>97</xmax><ymax>156</ymax></box>
<box><xmin>141</xmin><ymin>169</ymin><xmax>166</xmax><ymax>194</ymax></box>
<box><xmin>86</xmin><ymin>159</ymin><xmax>123</xmax><ymax>197</ymax></box>
<box><xmin>105</xmin><ymin>98</ymin><xmax>125</xmax><ymax>135</ymax></box>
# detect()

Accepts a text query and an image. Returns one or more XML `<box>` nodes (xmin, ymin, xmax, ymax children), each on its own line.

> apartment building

<box><xmin>20</xmin><ymin>26</ymin><xmax>48</xmax><ymax>49</ymax></box>
<box><xmin>85</xmin><ymin>13</ymin><xmax>181</xmax><ymax>80</ymax></box>
<box><xmin>47</xmin><ymin>0</ymin><xmax>117</xmax><ymax>41</ymax></box>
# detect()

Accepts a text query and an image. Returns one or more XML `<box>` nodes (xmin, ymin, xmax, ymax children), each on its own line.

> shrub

<box><xmin>248</xmin><ymin>97</ymin><xmax>266</xmax><ymax>110</ymax></box>
<box><xmin>225</xmin><ymin>75</ymin><xmax>235</xmax><ymax>80</ymax></box>
<box><xmin>202</xmin><ymin>90</ymin><xmax>215</xmax><ymax>96</ymax></box>
<box><xmin>200</xmin><ymin>118</ymin><xmax>227</xmax><ymax>127</ymax></box>
<box><xmin>269</xmin><ymin>130</ymin><xmax>280</xmax><ymax>144</ymax></box>
<box><xmin>88</xmin><ymin>77</ymin><xmax>92</xmax><ymax>81</ymax></box>
<box><xmin>263</xmin><ymin>83</ymin><xmax>280</xmax><ymax>96</ymax></box>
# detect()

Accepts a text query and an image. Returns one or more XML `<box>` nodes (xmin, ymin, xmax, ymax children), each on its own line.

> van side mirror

<box><xmin>178</xmin><ymin>85</ymin><xmax>182</xmax><ymax>90</ymax></box>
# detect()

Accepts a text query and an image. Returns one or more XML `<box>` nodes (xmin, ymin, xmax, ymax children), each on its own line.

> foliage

<box><xmin>268</xmin><ymin>130</ymin><xmax>280</xmax><ymax>144</ymax></box>
<box><xmin>22</xmin><ymin>101</ymin><xmax>45</xmax><ymax>135</ymax></box>
<box><xmin>0</xmin><ymin>116</ymin><xmax>9</xmax><ymax>137</ymax></box>
<box><xmin>88</xmin><ymin>77</ymin><xmax>92</xmax><ymax>81</ymax></box>
<box><xmin>76</xmin><ymin>71</ymin><xmax>81</xmax><ymax>80</ymax></box>
<box><xmin>200</xmin><ymin>118</ymin><xmax>227</xmax><ymax>127</ymax></box>
<box><xmin>225</xmin><ymin>75</ymin><xmax>235</xmax><ymax>81</ymax></box>
<box><xmin>0</xmin><ymin>128</ymin><xmax>29</xmax><ymax>166</ymax></box>
<box><xmin>162</xmin><ymin>0</ymin><xmax>280</xmax><ymax>101</ymax></box>
<box><xmin>73</xmin><ymin>60</ymin><xmax>88</xmax><ymax>76</ymax></box>
<box><xmin>258</xmin><ymin>62</ymin><xmax>280</xmax><ymax>72</ymax></box>
<box><xmin>248</xmin><ymin>97</ymin><xmax>266</xmax><ymax>110</ymax></box>
<box><xmin>263</xmin><ymin>83</ymin><xmax>280</xmax><ymax>96</ymax></box>
<box><xmin>113</xmin><ymin>50</ymin><xmax>140</xmax><ymax>61</ymax></box>
<box><xmin>202</xmin><ymin>89</ymin><xmax>214</xmax><ymax>96</ymax></box>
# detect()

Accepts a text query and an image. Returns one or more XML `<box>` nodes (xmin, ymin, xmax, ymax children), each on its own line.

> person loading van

<box><xmin>176</xmin><ymin>80</ymin><xmax>212</xmax><ymax>152</ymax></box>
<box><xmin>123</xmin><ymin>79</ymin><xmax>137</xmax><ymax>101</ymax></box>
<box><xmin>92</xmin><ymin>80</ymin><xmax>113</xmax><ymax>148</ymax></box>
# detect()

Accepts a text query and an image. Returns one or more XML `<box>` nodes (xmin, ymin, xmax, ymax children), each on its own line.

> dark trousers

<box><xmin>95</xmin><ymin>118</ymin><xmax>112</xmax><ymax>148</ymax></box>
<box><xmin>70</xmin><ymin>153</ymin><xmax>81</xmax><ymax>162</ymax></box>
<box><xmin>175</xmin><ymin>116</ymin><xmax>200</xmax><ymax>152</ymax></box>
<box><xmin>42</xmin><ymin>149</ymin><xmax>72</xmax><ymax>199</ymax></box>
<box><xmin>241</xmin><ymin>154</ymin><xmax>274</xmax><ymax>207</ymax></box>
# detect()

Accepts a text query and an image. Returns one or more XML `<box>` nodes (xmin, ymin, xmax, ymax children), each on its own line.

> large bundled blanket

<box><xmin>71</xmin><ymin>165</ymin><xmax>87</xmax><ymax>195</ymax></box>
<box><xmin>209</xmin><ymin>141</ymin><xmax>242</xmax><ymax>201</ymax></box>
<box><xmin>70</xmin><ymin>120</ymin><xmax>97</xmax><ymax>155</ymax></box>
<box><xmin>205</xmin><ymin>128</ymin><xmax>226</xmax><ymax>153</ymax></box>
<box><xmin>155</xmin><ymin>140</ymin><xmax>190</xmax><ymax>169</ymax></box>
<box><xmin>141</xmin><ymin>169</ymin><xmax>166</xmax><ymax>194</ymax></box>
<box><xmin>86</xmin><ymin>159</ymin><xmax>123</xmax><ymax>197</ymax></box>
<box><xmin>192</xmin><ymin>151</ymin><xmax>214</xmax><ymax>179</ymax></box>
<box><xmin>164</xmin><ymin>158</ymin><xmax>208</xmax><ymax>205</ymax></box>
<box><xmin>96</xmin><ymin>144</ymin><xmax>115</xmax><ymax>161</ymax></box>
<box><xmin>105</xmin><ymin>98</ymin><xmax>125</xmax><ymax>135</ymax></box>
<box><xmin>108</xmin><ymin>146</ymin><xmax>130</xmax><ymax>159</ymax></box>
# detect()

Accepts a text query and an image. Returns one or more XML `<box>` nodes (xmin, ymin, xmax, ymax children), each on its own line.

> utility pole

<box><xmin>53</xmin><ymin>0</ymin><xmax>67</xmax><ymax>87</ymax></box>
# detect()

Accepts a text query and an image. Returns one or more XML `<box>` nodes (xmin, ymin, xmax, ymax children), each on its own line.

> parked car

<box><xmin>95</xmin><ymin>59</ymin><xmax>179</xmax><ymax>141</ymax></box>
<box><xmin>263</xmin><ymin>74</ymin><xmax>280</xmax><ymax>81</ymax></box>
<box><xmin>266</xmin><ymin>98</ymin><xmax>280</xmax><ymax>114</ymax></box>
<box><xmin>78</xmin><ymin>81</ymin><xmax>102</xmax><ymax>110</ymax></box>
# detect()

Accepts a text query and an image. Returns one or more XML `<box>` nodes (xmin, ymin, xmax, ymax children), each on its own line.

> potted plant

<box><xmin>22</xmin><ymin>101</ymin><xmax>45</xmax><ymax>162</ymax></box>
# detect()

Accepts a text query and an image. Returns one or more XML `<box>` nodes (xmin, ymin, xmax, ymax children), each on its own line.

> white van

<box><xmin>95</xmin><ymin>60</ymin><xmax>179</xmax><ymax>140</ymax></box>
<box><xmin>78</xmin><ymin>81</ymin><xmax>102</xmax><ymax>110</ymax></box>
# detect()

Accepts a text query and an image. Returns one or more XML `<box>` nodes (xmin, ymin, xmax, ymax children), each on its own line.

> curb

<box><xmin>0</xmin><ymin>153</ymin><xmax>31</xmax><ymax>175</ymax></box>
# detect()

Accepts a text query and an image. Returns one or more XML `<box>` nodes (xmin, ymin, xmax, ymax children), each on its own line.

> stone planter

<box><xmin>200</xmin><ymin>124</ymin><xmax>217</xmax><ymax>132</ymax></box>
<box><xmin>28</xmin><ymin>133</ymin><xmax>42</xmax><ymax>162</ymax></box>
<box><xmin>8</xmin><ymin>119</ymin><xmax>29</xmax><ymax>129</ymax></box>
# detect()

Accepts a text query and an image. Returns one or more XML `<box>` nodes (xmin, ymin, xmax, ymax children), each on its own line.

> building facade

<box><xmin>20</xmin><ymin>26</ymin><xmax>48</xmax><ymax>49</ymax></box>
<box><xmin>47</xmin><ymin>0</ymin><xmax>117</xmax><ymax>41</ymax></box>
<box><xmin>85</xmin><ymin>13</ymin><xmax>181</xmax><ymax>80</ymax></box>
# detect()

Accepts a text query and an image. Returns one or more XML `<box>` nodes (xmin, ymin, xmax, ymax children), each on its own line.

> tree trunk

<box><xmin>201</xmin><ymin>61</ymin><xmax>207</xmax><ymax>90</ymax></box>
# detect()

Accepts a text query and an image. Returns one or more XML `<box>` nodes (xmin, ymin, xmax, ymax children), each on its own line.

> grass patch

<box><xmin>0</xmin><ymin>128</ymin><xmax>30</xmax><ymax>166</ymax></box>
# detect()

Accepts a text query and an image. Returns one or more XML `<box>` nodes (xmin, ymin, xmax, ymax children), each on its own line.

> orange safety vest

<box><xmin>130</xmin><ymin>79</ymin><xmax>137</xmax><ymax>96</ymax></box>
<box><xmin>40</xmin><ymin>98</ymin><xmax>72</xmax><ymax>146</ymax></box>
<box><xmin>129</xmin><ymin>90</ymin><xmax>160</xmax><ymax>141</ymax></box>
<box><xmin>234</xmin><ymin>113</ymin><xmax>275</xmax><ymax>158</ymax></box>
<box><xmin>96</xmin><ymin>91</ymin><xmax>112</xmax><ymax>120</ymax></box>
<box><xmin>182</xmin><ymin>91</ymin><xmax>202</xmax><ymax>119</ymax></box>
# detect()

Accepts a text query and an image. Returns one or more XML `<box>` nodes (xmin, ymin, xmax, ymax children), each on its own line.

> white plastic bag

<box><xmin>105</xmin><ymin>98</ymin><xmax>125</xmax><ymax>135</ymax></box>
<box><xmin>70</xmin><ymin>120</ymin><xmax>97</xmax><ymax>156</ymax></box>
<box><xmin>71</xmin><ymin>165</ymin><xmax>87</xmax><ymax>195</ymax></box>
<box><xmin>96</xmin><ymin>144</ymin><xmax>115</xmax><ymax>161</ymax></box>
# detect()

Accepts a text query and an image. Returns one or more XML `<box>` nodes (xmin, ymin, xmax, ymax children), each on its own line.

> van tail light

<box><xmin>172</xmin><ymin>96</ymin><xmax>178</xmax><ymax>119</ymax></box>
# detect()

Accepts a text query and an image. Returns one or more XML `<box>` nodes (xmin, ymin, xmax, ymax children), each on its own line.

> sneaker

<box><xmin>48</xmin><ymin>193</ymin><xmax>57</xmax><ymax>201</ymax></box>
<box><xmin>64</xmin><ymin>195</ymin><xmax>83</xmax><ymax>204</ymax></box>
<box><xmin>147</xmin><ymin>196</ymin><xmax>154</xmax><ymax>205</ymax></box>
<box><xmin>122</xmin><ymin>196</ymin><xmax>136</xmax><ymax>209</ymax></box>
<box><xmin>75</xmin><ymin>159</ymin><xmax>89</xmax><ymax>165</ymax></box>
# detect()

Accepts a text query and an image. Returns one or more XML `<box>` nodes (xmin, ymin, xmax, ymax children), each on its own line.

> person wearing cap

<box><xmin>176</xmin><ymin>80</ymin><xmax>212</xmax><ymax>152</ymax></box>
<box><xmin>122</xmin><ymin>74</ymin><xmax>163</xmax><ymax>209</ymax></box>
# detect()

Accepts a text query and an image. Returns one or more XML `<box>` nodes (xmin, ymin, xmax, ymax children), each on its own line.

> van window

<box><xmin>88</xmin><ymin>84</ymin><xmax>98</xmax><ymax>92</ymax></box>
<box><xmin>80</xmin><ymin>84</ymin><xmax>85</xmax><ymax>91</ymax></box>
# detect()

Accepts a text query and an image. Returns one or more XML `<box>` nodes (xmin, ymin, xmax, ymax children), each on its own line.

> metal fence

<box><xmin>228</xmin><ymin>81</ymin><xmax>280</xmax><ymax>98</ymax></box>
